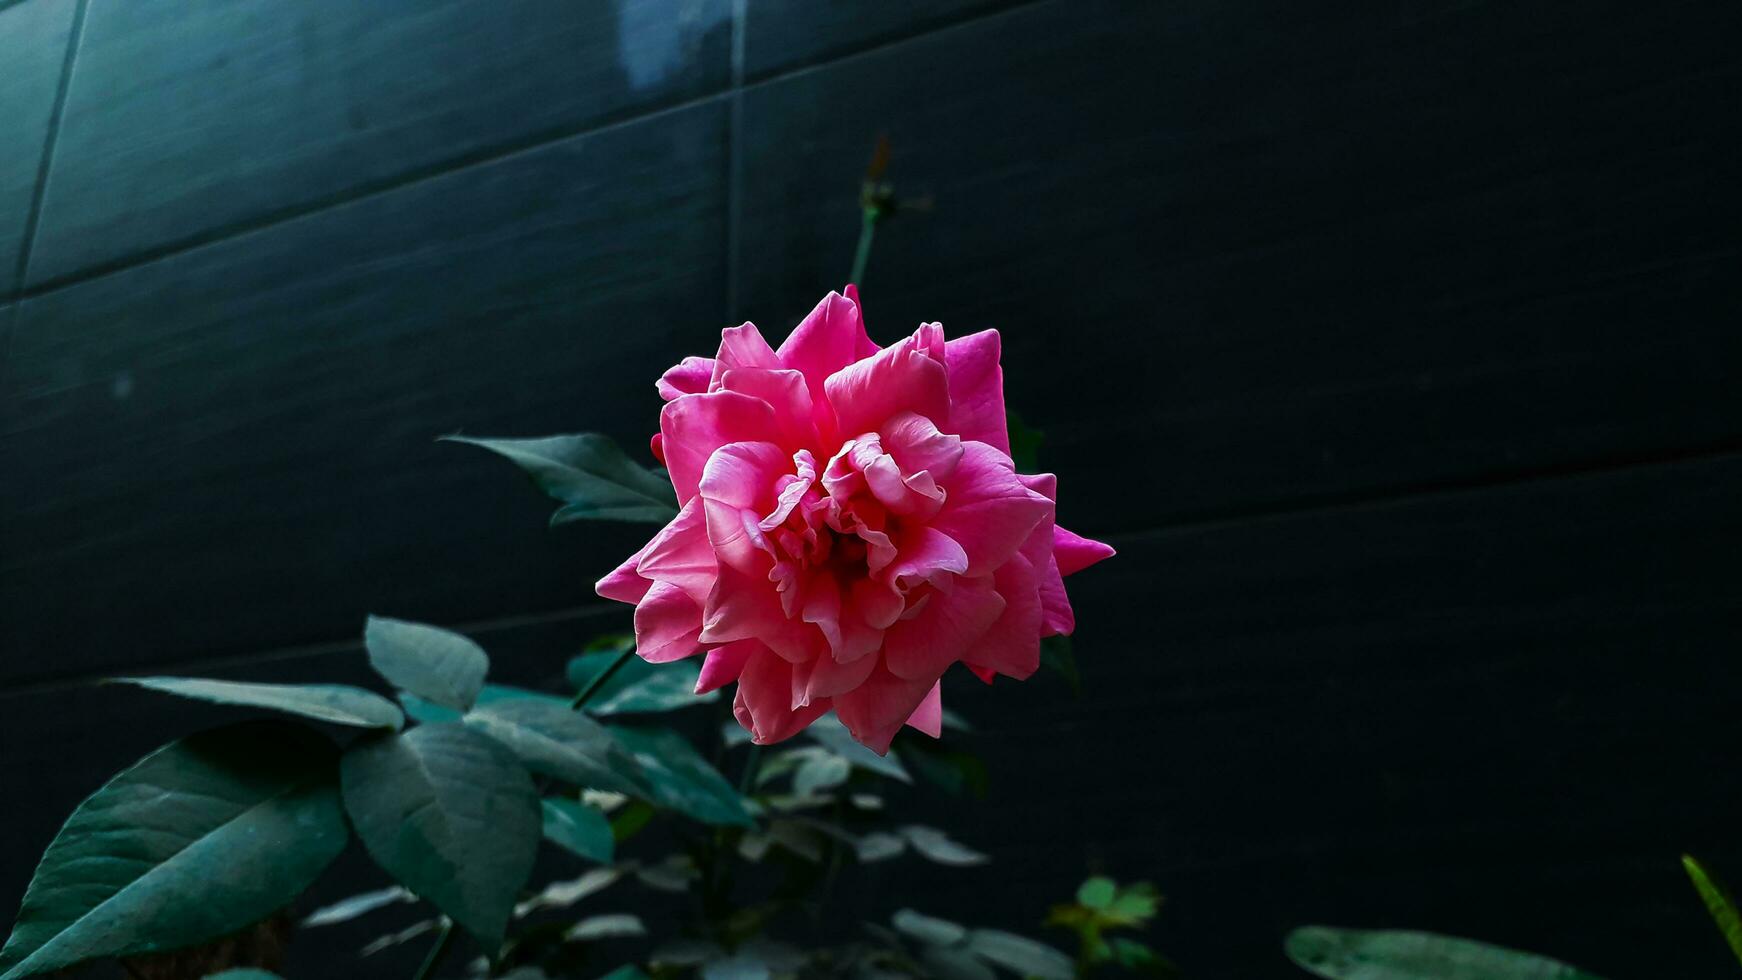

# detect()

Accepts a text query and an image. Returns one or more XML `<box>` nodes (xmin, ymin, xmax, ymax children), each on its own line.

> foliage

<box><xmin>1047</xmin><ymin>878</ymin><xmax>1175</xmax><ymax>978</ymax></box>
<box><xmin>1283</xmin><ymin>927</ymin><xmax>1606</xmax><ymax>980</ymax></box>
<box><xmin>1684</xmin><ymin>855</ymin><xmax>1742</xmax><ymax>969</ymax></box>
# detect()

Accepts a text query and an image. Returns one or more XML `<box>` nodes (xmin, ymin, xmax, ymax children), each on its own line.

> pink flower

<box><xmin>598</xmin><ymin>288</ymin><xmax>1114</xmax><ymax>753</ymax></box>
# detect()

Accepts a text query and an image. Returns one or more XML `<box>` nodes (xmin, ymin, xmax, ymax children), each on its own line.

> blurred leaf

<box><xmin>340</xmin><ymin>724</ymin><xmax>540</xmax><ymax>950</ymax></box>
<box><xmin>567</xmin><ymin>914</ymin><xmax>647</xmax><ymax>941</ymax></box>
<box><xmin>897</xmin><ymin>741</ymin><xmax>986</xmax><ymax>798</ymax></box>
<box><xmin>608</xmin><ymin>725</ymin><xmax>755</xmax><ymax>827</ymax></box>
<box><xmin>1284</xmin><ymin>927</ymin><xmax>1609</xmax><ymax>980</ymax></box>
<box><xmin>113</xmin><ymin>677</ymin><xmax>403</xmax><ymax>730</ymax></box>
<box><xmin>302</xmin><ymin>885</ymin><xmax>414</xmax><ymax>927</ymax></box>
<box><xmin>1684</xmin><ymin>855</ymin><xmax>1742</xmax><ymax>967</ymax></box>
<box><xmin>807</xmin><ymin>713</ymin><xmax>912</xmax><ymax>782</ymax></box>
<box><xmin>1077</xmin><ymin>877</ymin><xmax>1117</xmax><ymax>910</ymax></box>
<box><xmin>652</xmin><ymin>939</ymin><xmax>726</xmax><ymax>968</ymax></box>
<box><xmin>0</xmin><ymin>722</ymin><xmax>348</xmax><ymax>980</ymax></box>
<box><xmin>611</xmin><ymin>800</ymin><xmax>656</xmax><ymax>842</ymax></box>
<box><xmin>855</xmin><ymin>832</ymin><xmax>906</xmax><ymax>863</ymax></box>
<box><xmin>940</xmin><ymin>707</ymin><xmax>975</xmax><ymax>733</ymax></box>
<box><xmin>923</xmin><ymin>947</ymin><xmax>998</xmax><ymax>980</ymax></box>
<box><xmin>702</xmin><ymin>955</ymin><xmax>771</xmax><ymax>980</ymax></box>
<box><xmin>1105</xmin><ymin>882</ymin><xmax>1162</xmax><ymax>925</ymax></box>
<box><xmin>516</xmin><ymin>868</ymin><xmax>622</xmax><ymax>917</ymax></box>
<box><xmin>202</xmin><ymin>971</ymin><xmax>283</xmax><ymax>979</ymax></box>
<box><xmin>635</xmin><ymin>855</ymin><xmax>700</xmax><ymax>892</ymax></box>
<box><xmin>445</xmin><ymin>433</ymin><xmax>678</xmax><ymax>525</ymax></box>
<box><xmin>902</xmin><ymin>825</ymin><xmax>989</xmax><ymax>866</ymax></box>
<box><xmin>1039</xmin><ymin>635</ymin><xmax>1081</xmax><ymax>697</ymax></box>
<box><xmin>543</xmin><ymin>798</ymin><xmax>615</xmax><ymax>864</ymax></box>
<box><xmin>465</xmin><ymin>698</ymin><xmax>647</xmax><ymax>796</ymax></box>
<box><xmin>1109</xmin><ymin>938</ymin><xmax>1180</xmax><ymax>978</ymax></box>
<box><xmin>967</xmin><ymin>930</ymin><xmax>1074</xmax><ymax>980</ymax></box>
<box><xmin>595</xmin><ymin>968</ymin><xmax>650</xmax><ymax>980</ymax></box>
<box><xmin>795</xmin><ymin>752</ymin><xmax>853</xmax><ymax>796</ymax></box>
<box><xmin>364</xmin><ymin>616</ymin><xmax>488</xmax><ymax>711</ymax></box>
<box><xmin>768</xmin><ymin>820</ymin><xmax>827</xmax><ymax>862</ymax></box>
<box><xmin>360</xmin><ymin>917</ymin><xmax>441</xmax><ymax>956</ymax></box>
<box><xmin>567</xmin><ymin>643</ymin><xmax>718</xmax><ymax>715</ymax></box>
<box><xmin>894</xmin><ymin>909</ymin><xmax>968</xmax><ymax>947</ymax></box>
<box><xmin>1006</xmin><ymin>410</ymin><xmax>1045</xmax><ymax>473</ymax></box>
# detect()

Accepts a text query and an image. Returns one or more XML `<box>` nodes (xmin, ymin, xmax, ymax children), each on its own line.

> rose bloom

<box><xmin>597</xmin><ymin>288</ymin><xmax>1114</xmax><ymax>753</ymax></box>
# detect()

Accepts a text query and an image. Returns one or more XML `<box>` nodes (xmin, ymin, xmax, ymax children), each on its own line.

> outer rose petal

<box><xmin>697</xmin><ymin>639</ymin><xmax>759</xmax><ymax>694</ymax></box>
<box><xmin>930</xmin><ymin>442</ymin><xmax>1054</xmax><ymax>576</ymax></box>
<box><xmin>905</xmin><ymin>682</ymin><xmax>943</xmax><ymax>738</ymax></box>
<box><xmin>943</xmin><ymin>329</ymin><xmax>1009</xmax><ymax>454</ymax></box>
<box><xmin>735</xmin><ymin>652</ymin><xmax>831</xmax><ymax>745</ymax></box>
<box><xmin>719</xmin><ymin>368</ymin><xmax>817</xmax><ymax>451</ymax></box>
<box><xmin>597</xmin><ymin>539</ymin><xmax>653</xmax><ymax>604</ymax></box>
<box><xmin>635</xmin><ymin>497</ymin><xmax>715</xmax><ymax>604</ymax></box>
<box><xmin>823</xmin><ymin>328</ymin><xmax>951</xmax><ymax>439</ymax></box>
<box><xmin>961</xmin><ymin>550</ymin><xmax>1043</xmax><ymax>681</ymax></box>
<box><xmin>657</xmin><ymin>356</ymin><xmax>714</xmax><ymax>402</ymax></box>
<box><xmin>881</xmin><ymin>574</ymin><xmax>1005</xmax><ymax>680</ymax></box>
<box><xmin>878</xmin><ymin>411</ymin><xmax>964</xmax><ymax>482</ymax></box>
<box><xmin>1055</xmin><ymin>525</ymin><xmax>1117</xmax><ymax>576</ymax></box>
<box><xmin>634</xmin><ymin>580</ymin><xmax>704</xmax><ymax>663</ymax></box>
<box><xmin>1018</xmin><ymin>473</ymin><xmax>1075</xmax><ymax>636</ymax></box>
<box><xmin>702</xmin><ymin>566</ymin><xmax>825</xmax><ymax>664</ymax></box>
<box><xmin>834</xmin><ymin>665</ymin><xmax>940</xmax><ymax>756</ymax></box>
<box><xmin>660</xmin><ymin>390</ymin><xmax>779</xmax><ymax>504</ymax></box>
<box><xmin>711</xmin><ymin>322</ymin><xmax>781</xmax><ymax>384</ymax></box>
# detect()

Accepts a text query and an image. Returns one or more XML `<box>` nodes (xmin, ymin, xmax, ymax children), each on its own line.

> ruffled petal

<box><xmin>1017</xmin><ymin>474</ymin><xmax>1074</xmax><ymax>636</ymax></box>
<box><xmin>776</xmin><ymin>290</ymin><xmax>878</xmax><ymax>440</ymax></box>
<box><xmin>879</xmin><ymin>411</ymin><xmax>964</xmax><ymax>483</ymax></box>
<box><xmin>711</xmin><ymin>321</ymin><xmax>781</xmax><ymax>383</ymax></box>
<box><xmin>701</xmin><ymin>567</ymin><xmax>825</xmax><ymax>664</ymax></box>
<box><xmin>930</xmin><ymin>442</ymin><xmax>1054</xmax><ymax>576</ymax></box>
<box><xmin>698</xmin><ymin>440</ymin><xmax>788</xmax><ymax>574</ymax></box>
<box><xmin>719</xmin><ymin>367</ymin><xmax>817</xmax><ymax>451</ymax></box>
<box><xmin>834</xmin><ymin>665</ymin><xmax>940</xmax><ymax>755</ymax></box>
<box><xmin>942</xmin><ymin>329</ymin><xmax>1009</xmax><ymax>454</ymax></box>
<box><xmin>881</xmin><ymin>574</ymin><xmax>1005</xmax><ymax>680</ymax></box>
<box><xmin>657</xmin><ymin>356</ymin><xmax>715</xmax><ymax>402</ymax></box>
<box><xmin>962</xmin><ymin>550</ymin><xmax>1043</xmax><ymax>680</ymax></box>
<box><xmin>660</xmin><ymin>390</ymin><xmax>780</xmax><ymax>504</ymax></box>
<box><xmin>734</xmin><ymin>652</ymin><xmax>832</xmax><ymax>745</ymax></box>
<box><xmin>597</xmin><ymin>539</ymin><xmax>653</xmax><ymax>605</ymax></box>
<box><xmin>633</xmin><ymin>580</ymin><xmax>704</xmax><ymax>663</ymax></box>
<box><xmin>635</xmin><ymin>497</ymin><xmax>715</xmax><ymax>604</ymax></box>
<box><xmin>823</xmin><ymin>328</ymin><xmax>951</xmax><ymax>439</ymax></box>
<box><xmin>1055</xmin><ymin>525</ymin><xmax>1117</xmax><ymax>576</ymax></box>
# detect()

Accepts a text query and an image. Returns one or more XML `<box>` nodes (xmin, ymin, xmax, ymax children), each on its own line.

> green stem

<box><xmin>737</xmin><ymin>743</ymin><xmax>763</xmax><ymax>794</ymax></box>
<box><xmin>570</xmin><ymin>644</ymin><xmax>637</xmax><ymax>710</ymax></box>
<box><xmin>849</xmin><ymin>206</ymin><xmax>879</xmax><ymax>285</ymax></box>
<box><xmin>412</xmin><ymin>919</ymin><xmax>456</xmax><ymax>980</ymax></box>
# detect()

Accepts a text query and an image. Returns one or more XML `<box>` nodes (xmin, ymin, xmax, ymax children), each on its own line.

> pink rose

<box><xmin>597</xmin><ymin>288</ymin><xmax>1114</xmax><ymax>753</ymax></box>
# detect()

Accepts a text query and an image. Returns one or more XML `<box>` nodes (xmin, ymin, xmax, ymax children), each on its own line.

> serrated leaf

<box><xmin>806</xmin><ymin>713</ymin><xmax>911</xmax><ymax>782</ymax></box>
<box><xmin>302</xmin><ymin>886</ymin><xmax>414</xmax><ymax>927</ymax></box>
<box><xmin>464</xmin><ymin>698</ymin><xmax>647</xmax><ymax>796</ymax></box>
<box><xmin>893</xmin><ymin>909</ymin><xmax>967</xmax><ymax>947</ymax></box>
<box><xmin>608</xmin><ymin>725</ymin><xmax>754</xmax><ymax>827</ymax></box>
<box><xmin>1284</xmin><ymin>927</ymin><xmax>1609</xmax><ymax>980</ymax></box>
<box><xmin>967</xmin><ymin>930</ymin><xmax>1074</xmax><ymax>980</ymax></box>
<box><xmin>114</xmin><ymin>676</ymin><xmax>403</xmax><ymax>730</ymax></box>
<box><xmin>364</xmin><ymin>616</ymin><xmax>488</xmax><ymax>711</ymax></box>
<box><xmin>446</xmin><ymin>433</ymin><xmax>678</xmax><ymax>525</ymax></box>
<box><xmin>902</xmin><ymin>825</ymin><xmax>988</xmax><ymax>866</ymax></box>
<box><xmin>542</xmin><ymin>798</ymin><xmax>615</xmax><ymax>864</ymax></box>
<box><xmin>1684</xmin><ymin>855</ymin><xmax>1742</xmax><ymax>967</ymax></box>
<box><xmin>1076</xmin><ymin>877</ymin><xmax>1116</xmax><ymax>909</ymax></box>
<box><xmin>567</xmin><ymin>648</ymin><xmax>718</xmax><ymax>715</ymax></box>
<box><xmin>340</xmin><ymin>724</ymin><xmax>539</xmax><ymax>951</ymax></box>
<box><xmin>0</xmin><ymin>721</ymin><xmax>347</xmax><ymax>979</ymax></box>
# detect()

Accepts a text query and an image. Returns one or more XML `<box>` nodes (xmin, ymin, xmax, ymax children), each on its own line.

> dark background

<box><xmin>2</xmin><ymin>0</ymin><xmax>1740</xmax><ymax>976</ymax></box>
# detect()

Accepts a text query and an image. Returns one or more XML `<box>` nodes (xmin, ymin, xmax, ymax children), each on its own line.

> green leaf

<box><xmin>793</xmin><ymin>752</ymin><xmax>852</xmax><ymax>797</ymax></box>
<box><xmin>611</xmin><ymin>800</ymin><xmax>656</xmax><ymax>841</ymax></box>
<box><xmin>364</xmin><ymin>616</ymin><xmax>489</xmax><ymax>711</ymax></box>
<box><xmin>1105</xmin><ymin>882</ymin><xmax>1162</xmax><ymax>925</ymax></box>
<box><xmin>1684</xmin><ymin>855</ymin><xmax>1742</xmax><ymax>967</ymax></box>
<box><xmin>893</xmin><ymin>909</ymin><xmax>968</xmax><ymax>947</ymax></box>
<box><xmin>923</xmin><ymin>947</ymin><xmax>997</xmax><ymax>980</ymax></box>
<box><xmin>0</xmin><ymin>721</ymin><xmax>347</xmax><ymax>979</ymax></box>
<box><xmin>967</xmin><ymin>930</ymin><xmax>1074</xmax><ymax>980</ymax></box>
<box><xmin>464</xmin><ymin>697</ymin><xmax>648</xmax><ymax>796</ymax></box>
<box><xmin>1039</xmin><ymin>635</ymin><xmax>1081</xmax><ymax>697</ymax></box>
<box><xmin>596</xmin><ymin>967</ymin><xmax>651</xmax><ymax>980</ymax></box>
<box><xmin>1109</xmin><ymin>938</ymin><xmax>1179</xmax><ymax>978</ymax></box>
<box><xmin>1006</xmin><ymin>410</ymin><xmax>1044</xmax><ymax>473</ymax></box>
<box><xmin>340</xmin><ymin>723</ymin><xmax>540</xmax><ymax>951</ymax></box>
<box><xmin>202</xmin><ymin>972</ymin><xmax>284</xmax><ymax>980</ymax></box>
<box><xmin>568</xmin><ymin>914</ymin><xmax>647</xmax><ymax>941</ymax></box>
<box><xmin>1283</xmin><ymin>927</ymin><xmax>1609</xmax><ymax>980</ymax></box>
<box><xmin>607</xmin><ymin>725</ymin><xmax>754</xmax><ymax>827</ymax></box>
<box><xmin>400</xmin><ymin>683</ymin><xmax>562</xmax><ymax>726</ymax></box>
<box><xmin>806</xmin><ymin>713</ymin><xmax>911</xmax><ymax>782</ymax></box>
<box><xmin>902</xmin><ymin>825</ymin><xmax>989</xmax><ymax>866</ymax></box>
<box><xmin>1076</xmin><ymin>877</ymin><xmax>1117</xmax><ymax>910</ymax></box>
<box><xmin>566</xmin><ymin>645</ymin><xmax>718</xmax><ymax>715</ymax></box>
<box><xmin>445</xmin><ymin>433</ymin><xmax>678</xmax><ymax>525</ymax></box>
<box><xmin>543</xmin><ymin>798</ymin><xmax>615</xmax><ymax>864</ymax></box>
<box><xmin>302</xmin><ymin>886</ymin><xmax>414</xmax><ymax>927</ymax></box>
<box><xmin>897</xmin><ymin>740</ymin><xmax>988</xmax><ymax>798</ymax></box>
<box><xmin>113</xmin><ymin>676</ymin><xmax>403</xmax><ymax>730</ymax></box>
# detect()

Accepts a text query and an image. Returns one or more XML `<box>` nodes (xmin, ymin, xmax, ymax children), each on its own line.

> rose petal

<box><xmin>657</xmin><ymin>356</ymin><xmax>715</xmax><ymax>402</ymax></box>
<box><xmin>942</xmin><ymin>329</ymin><xmax>1009</xmax><ymax>454</ymax></box>
<box><xmin>719</xmin><ymin>367</ymin><xmax>817</xmax><ymax>451</ymax></box>
<box><xmin>905</xmin><ymin>682</ymin><xmax>943</xmax><ymax>738</ymax></box>
<box><xmin>823</xmin><ymin>329</ymin><xmax>951</xmax><ymax>439</ymax></box>
<box><xmin>711</xmin><ymin>321</ymin><xmax>781</xmax><ymax>383</ymax></box>
<box><xmin>930</xmin><ymin>442</ymin><xmax>1054</xmax><ymax>576</ymax></box>
<box><xmin>697</xmin><ymin>639</ymin><xmax>759</xmax><ymax>694</ymax></box>
<box><xmin>881</xmin><ymin>574</ymin><xmax>1005</xmax><ymax>680</ymax></box>
<box><xmin>879</xmin><ymin>411</ymin><xmax>964</xmax><ymax>482</ymax></box>
<box><xmin>634</xmin><ymin>580</ymin><xmax>704</xmax><ymax>663</ymax></box>
<box><xmin>597</xmin><ymin>539</ymin><xmax>653</xmax><ymax>605</ymax></box>
<box><xmin>635</xmin><ymin>497</ymin><xmax>715</xmax><ymax>604</ymax></box>
<box><xmin>698</xmin><ymin>441</ymin><xmax>788</xmax><ymax>574</ymax></box>
<box><xmin>834</xmin><ymin>665</ymin><xmax>941</xmax><ymax>755</ymax></box>
<box><xmin>661</xmin><ymin>390</ymin><xmax>780</xmax><ymax>504</ymax></box>
<box><xmin>1055</xmin><ymin>525</ymin><xmax>1117</xmax><ymax>576</ymax></box>
<box><xmin>776</xmin><ymin>291</ymin><xmax>878</xmax><ymax>440</ymax></box>
<box><xmin>734</xmin><ymin>652</ymin><xmax>832</xmax><ymax>745</ymax></box>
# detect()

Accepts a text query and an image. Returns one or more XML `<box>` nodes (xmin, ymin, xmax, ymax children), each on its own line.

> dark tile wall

<box><xmin>1</xmin><ymin>1</ymin><xmax>1738</xmax><ymax>977</ymax></box>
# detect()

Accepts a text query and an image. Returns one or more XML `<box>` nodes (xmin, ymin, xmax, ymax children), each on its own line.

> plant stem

<box><xmin>849</xmin><ymin>207</ymin><xmax>879</xmax><ymax>285</ymax></box>
<box><xmin>412</xmin><ymin>919</ymin><xmax>456</xmax><ymax>980</ymax></box>
<box><xmin>737</xmin><ymin>743</ymin><xmax>763</xmax><ymax>794</ymax></box>
<box><xmin>570</xmin><ymin>644</ymin><xmax>637</xmax><ymax>710</ymax></box>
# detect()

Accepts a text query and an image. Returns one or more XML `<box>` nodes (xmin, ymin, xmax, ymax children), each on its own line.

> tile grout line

<box><xmin>11</xmin><ymin>1</ymin><xmax>1047</xmax><ymax>307</ymax></box>
<box><xmin>0</xmin><ymin>0</ymin><xmax>87</xmax><ymax>390</ymax></box>
<box><xmin>723</xmin><ymin>0</ymin><xmax>748</xmax><ymax>324</ymax></box>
